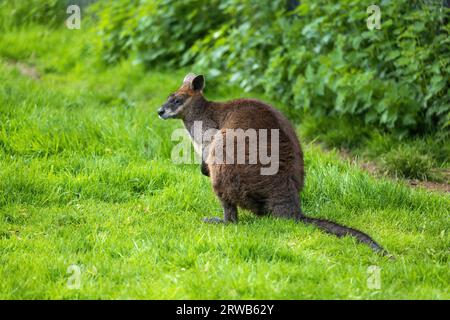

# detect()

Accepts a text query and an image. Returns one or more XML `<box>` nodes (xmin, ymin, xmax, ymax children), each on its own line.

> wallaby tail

<box><xmin>297</xmin><ymin>215</ymin><xmax>391</xmax><ymax>257</ymax></box>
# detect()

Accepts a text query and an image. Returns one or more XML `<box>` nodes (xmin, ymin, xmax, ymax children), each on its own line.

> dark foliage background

<box><xmin>91</xmin><ymin>0</ymin><xmax>449</xmax><ymax>136</ymax></box>
<box><xmin>0</xmin><ymin>0</ymin><xmax>448</xmax><ymax>136</ymax></box>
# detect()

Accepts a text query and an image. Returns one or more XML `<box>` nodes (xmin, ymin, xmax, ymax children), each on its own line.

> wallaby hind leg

<box><xmin>266</xmin><ymin>195</ymin><xmax>302</xmax><ymax>220</ymax></box>
<box><xmin>203</xmin><ymin>199</ymin><xmax>238</xmax><ymax>224</ymax></box>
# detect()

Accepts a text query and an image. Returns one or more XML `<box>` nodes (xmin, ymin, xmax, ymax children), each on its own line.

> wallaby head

<box><xmin>157</xmin><ymin>73</ymin><xmax>205</xmax><ymax>120</ymax></box>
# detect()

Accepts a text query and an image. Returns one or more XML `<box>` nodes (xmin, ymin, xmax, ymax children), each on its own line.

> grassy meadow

<box><xmin>0</xmin><ymin>25</ymin><xmax>449</xmax><ymax>299</ymax></box>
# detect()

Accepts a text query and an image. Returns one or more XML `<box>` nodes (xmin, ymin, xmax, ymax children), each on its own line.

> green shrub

<box><xmin>381</xmin><ymin>145</ymin><xmax>436</xmax><ymax>180</ymax></box>
<box><xmin>0</xmin><ymin>0</ymin><xmax>68</xmax><ymax>29</ymax></box>
<box><xmin>92</xmin><ymin>0</ymin><xmax>140</xmax><ymax>64</ymax></box>
<box><xmin>0</xmin><ymin>1</ymin><xmax>98</xmax><ymax>30</ymax></box>
<box><xmin>94</xmin><ymin>0</ymin><xmax>227</xmax><ymax>65</ymax></box>
<box><xmin>191</xmin><ymin>0</ymin><xmax>450</xmax><ymax>135</ymax></box>
<box><xmin>299</xmin><ymin>114</ymin><xmax>372</xmax><ymax>149</ymax></box>
<box><xmin>94</xmin><ymin>0</ymin><xmax>450</xmax><ymax>135</ymax></box>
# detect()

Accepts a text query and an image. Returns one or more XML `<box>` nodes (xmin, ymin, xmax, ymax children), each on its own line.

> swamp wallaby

<box><xmin>158</xmin><ymin>73</ymin><xmax>388</xmax><ymax>255</ymax></box>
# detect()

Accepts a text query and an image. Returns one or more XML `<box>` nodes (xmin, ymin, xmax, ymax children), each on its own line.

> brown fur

<box><xmin>206</xmin><ymin>99</ymin><xmax>303</xmax><ymax>220</ymax></box>
<box><xmin>158</xmin><ymin>74</ymin><xmax>389</xmax><ymax>255</ymax></box>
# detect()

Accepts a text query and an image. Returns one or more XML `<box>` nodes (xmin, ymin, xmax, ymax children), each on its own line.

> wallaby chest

<box><xmin>184</xmin><ymin>118</ymin><xmax>218</xmax><ymax>159</ymax></box>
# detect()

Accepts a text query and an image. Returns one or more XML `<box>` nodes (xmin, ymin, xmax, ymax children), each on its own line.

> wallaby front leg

<box><xmin>203</xmin><ymin>200</ymin><xmax>238</xmax><ymax>224</ymax></box>
<box><xmin>201</xmin><ymin>160</ymin><xmax>210</xmax><ymax>177</ymax></box>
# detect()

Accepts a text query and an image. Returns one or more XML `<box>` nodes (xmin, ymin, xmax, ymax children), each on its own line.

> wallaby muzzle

<box><xmin>157</xmin><ymin>104</ymin><xmax>174</xmax><ymax>120</ymax></box>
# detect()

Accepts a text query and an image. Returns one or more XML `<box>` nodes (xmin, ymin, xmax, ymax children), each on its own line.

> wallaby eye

<box><xmin>174</xmin><ymin>98</ymin><xmax>182</xmax><ymax>105</ymax></box>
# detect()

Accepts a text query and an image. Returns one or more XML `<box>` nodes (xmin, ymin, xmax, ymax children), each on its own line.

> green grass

<box><xmin>299</xmin><ymin>114</ymin><xmax>450</xmax><ymax>182</ymax></box>
<box><xmin>0</xmin><ymin>25</ymin><xmax>449</xmax><ymax>299</ymax></box>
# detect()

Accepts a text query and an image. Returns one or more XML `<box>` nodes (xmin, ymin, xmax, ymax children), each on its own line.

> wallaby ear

<box><xmin>183</xmin><ymin>73</ymin><xmax>205</xmax><ymax>92</ymax></box>
<box><xmin>191</xmin><ymin>74</ymin><xmax>205</xmax><ymax>92</ymax></box>
<box><xmin>183</xmin><ymin>73</ymin><xmax>196</xmax><ymax>85</ymax></box>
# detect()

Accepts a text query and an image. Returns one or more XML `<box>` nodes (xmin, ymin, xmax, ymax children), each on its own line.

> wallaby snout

<box><xmin>157</xmin><ymin>107</ymin><xmax>164</xmax><ymax>117</ymax></box>
<box><xmin>157</xmin><ymin>104</ymin><xmax>171</xmax><ymax>119</ymax></box>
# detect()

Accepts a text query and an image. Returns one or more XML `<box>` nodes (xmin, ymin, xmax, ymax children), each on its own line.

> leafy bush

<box><xmin>0</xmin><ymin>0</ymin><xmax>68</xmax><ymax>29</ymax></box>
<box><xmin>94</xmin><ymin>0</ymin><xmax>449</xmax><ymax>135</ymax></box>
<box><xmin>93</xmin><ymin>0</ymin><xmax>141</xmax><ymax>64</ymax></box>
<box><xmin>94</xmin><ymin>0</ymin><xmax>227</xmax><ymax>65</ymax></box>
<box><xmin>0</xmin><ymin>0</ymin><xmax>98</xmax><ymax>30</ymax></box>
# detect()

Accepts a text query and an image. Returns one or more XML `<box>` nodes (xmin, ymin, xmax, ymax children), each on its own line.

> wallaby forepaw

<box><xmin>203</xmin><ymin>217</ymin><xmax>224</xmax><ymax>224</ymax></box>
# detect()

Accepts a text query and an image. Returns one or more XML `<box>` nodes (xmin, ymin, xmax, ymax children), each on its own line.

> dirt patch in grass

<box><xmin>408</xmin><ymin>178</ymin><xmax>450</xmax><ymax>193</ymax></box>
<box><xmin>6</xmin><ymin>59</ymin><xmax>40</xmax><ymax>80</ymax></box>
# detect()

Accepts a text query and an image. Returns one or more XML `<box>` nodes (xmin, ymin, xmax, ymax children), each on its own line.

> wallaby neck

<box><xmin>182</xmin><ymin>97</ymin><xmax>218</xmax><ymax>136</ymax></box>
